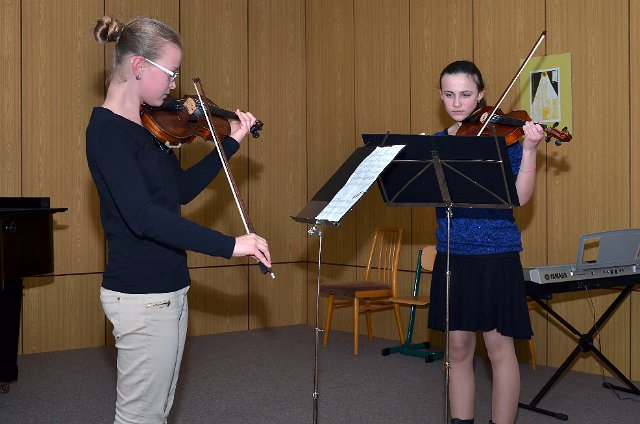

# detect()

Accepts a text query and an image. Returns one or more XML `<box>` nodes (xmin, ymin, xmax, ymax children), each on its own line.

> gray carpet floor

<box><xmin>1</xmin><ymin>325</ymin><xmax>638</xmax><ymax>423</ymax></box>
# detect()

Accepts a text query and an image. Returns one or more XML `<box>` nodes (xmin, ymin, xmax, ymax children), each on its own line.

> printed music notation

<box><xmin>315</xmin><ymin>145</ymin><xmax>404</xmax><ymax>223</ymax></box>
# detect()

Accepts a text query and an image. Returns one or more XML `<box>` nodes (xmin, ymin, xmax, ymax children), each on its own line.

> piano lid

<box><xmin>0</xmin><ymin>197</ymin><xmax>66</xmax><ymax>216</ymax></box>
<box><xmin>0</xmin><ymin>197</ymin><xmax>66</xmax><ymax>287</ymax></box>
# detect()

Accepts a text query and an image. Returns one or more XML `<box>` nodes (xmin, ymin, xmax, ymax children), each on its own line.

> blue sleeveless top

<box><xmin>433</xmin><ymin>130</ymin><xmax>523</xmax><ymax>255</ymax></box>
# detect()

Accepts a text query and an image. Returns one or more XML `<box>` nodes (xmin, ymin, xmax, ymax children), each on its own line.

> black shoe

<box><xmin>451</xmin><ymin>419</ymin><xmax>474</xmax><ymax>424</ymax></box>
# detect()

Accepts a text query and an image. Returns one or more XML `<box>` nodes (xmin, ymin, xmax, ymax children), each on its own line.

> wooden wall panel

<box><xmin>0</xmin><ymin>0</ymin><xmax>21</xmax><ymax>376</ymax></box>
<box><xmin>249</xmin><ymin>263</ymin><xmax>306</xmax><ymax>328</ymax></box>
<box><xmin>188</xmin><ymin>266</ymin><xmax>249</xmax><ymax>336</ymax></box>
<box><xmin>21</xmin><ymin>0</ymin><xmax>104</xmax><ymax>275</ymax></box>
<box><xmin>473</xmin><ymin>0</ymin><xmax>550</xmax><ymax>366</ymax></box>
<box><xmin>354</xmin><ymin>0</ymin><xmax>412</xmax><ymax>270</ymax></box>
<box><xmin>22</xmin><ymin>275</ymin><xmax>104</xmax><ymax>353</ymax></box>
<box><xmin>473</xmin><ymin>1</ymin><xmax>546</xmax><ymax>112</ymax></box>
<box><xmin>631</xmin><ymin>0</ymin><xmax>640</xmax><ymax>382</ymax></box>
<box><xmin>547</xmin><ymin>0</ymin><xmax>629</xmax><ymax>259</ymax></box>
<box><xmin>105</xmin><ymin>1</ymin><xmax>178</xmax><ymax>29</ymax></box>
<box><xmin>546</xmin><ymin>0</ymin><xmax>630</xmax><ymax>374</ymax></box>
<box><xmin>305</xmin><ymin>0</ymin><xmax>357</xmax><ymax>266</ymax></box>
<box><xmin>179</xmin><ymin>0</ymin><xmax>251</xmax><ymax>269</ymax></box>
<box><xmin>0</xmin><ymin>0</ymin><xmax>21</xmax><ymax>196</ymax></box>
<box><xmin>633</xmin><ymin>0</ymin><xmax>640</xmax><ymax>228</ymax></box>
<box><xmin>18</xmin><ymin>0</ymin><xmax>104</xmax><ymax>353</ymax></box>
<box><xmin>409</xmin><ymin>0</ymin><xmax>473</xmax><ymax>261</ymax></box>
<box><xmin>473</xmin><ymin>0</ymin><xmax>548</xmax><ymax>262</ymax></box>
<box><xmin>248</xmin><ymin>0</ymin><xmax>306</xmax><ymax>265</ymax></box>
<box><xmin>410</xmin><ymin>0</ymin><xmax>473</xmax><ymax>134</ymax></box>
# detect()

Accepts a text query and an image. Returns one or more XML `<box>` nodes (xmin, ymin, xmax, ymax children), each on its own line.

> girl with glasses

<box><xmin>86</xmin><ymin>16</ymin><xmax>271</xmax><ymax>424</ymax></box>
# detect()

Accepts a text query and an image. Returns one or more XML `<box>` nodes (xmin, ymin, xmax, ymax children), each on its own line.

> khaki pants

<box><xmin>100</xmin><ymin>286</ymin><xmax>189</xmax><ymax>424</ymax></box>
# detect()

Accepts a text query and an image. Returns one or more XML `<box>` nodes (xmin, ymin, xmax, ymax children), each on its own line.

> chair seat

<box><xmin>389</xmin><ymin>295</ymin><xmax>430</xmax><ymax>306</ymax></box>
<box><xmin>321</xmin><ymin>227</ymin><xmax>404</xmax><ymax>355</ymax></box>
<box><xmin>320</xmin><ymin>281</ymin><xmax>391</xmax><ymax>297</ymax></box>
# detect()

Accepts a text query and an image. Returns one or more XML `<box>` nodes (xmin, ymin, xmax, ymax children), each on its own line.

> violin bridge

<box><xmin>183</xmin><ymin>97</ymin><xmax>197</xmax><ymax>115</ymax></box>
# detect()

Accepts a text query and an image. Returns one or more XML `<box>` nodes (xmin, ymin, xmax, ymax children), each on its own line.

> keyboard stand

<box><xmin>519</xmin><ymin>284</ymin><xmax>640</xmax><ymax>421</ymax></box>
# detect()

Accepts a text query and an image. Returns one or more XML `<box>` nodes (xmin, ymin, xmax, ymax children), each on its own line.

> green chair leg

<box><xmin>382</xmin><ymin>249</ymin><xmax>443</xmax><ymax>363</ymax></box>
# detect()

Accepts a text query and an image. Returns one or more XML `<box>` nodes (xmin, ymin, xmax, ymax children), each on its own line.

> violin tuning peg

<box><xmin>552</xmin><ymin>122</ymin><xmax>559</xmax><ymax>128</ymax></box>
<box><xmin>555</xmin><ymin>140</ymin><xmax>562</xmax><ymax>147</ymax></box>
<box><xmin>545</xmin><ymin>136</ymin><xmax>552</xmax><ymax>143</ymax></box>
<box><xmin>562</xmin><ymin>126</ymin><xmax>568</xmax><ymax>132</ymax></box>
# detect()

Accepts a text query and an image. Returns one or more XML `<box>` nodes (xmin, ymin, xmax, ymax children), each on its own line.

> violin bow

<box><xmin>477</xmin><ymin>30</ymin><xmax>546</xmax><ymax>136</ymax></box>
<box><xmin>192</xmin><ymin>78</ymin><xmax>275</xmax><ymax>278</ymax></box>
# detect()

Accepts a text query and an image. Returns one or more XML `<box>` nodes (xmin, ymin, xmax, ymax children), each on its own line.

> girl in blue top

<box><xmin>427</xmin><ymin>61</ymin><xmax>544</xmax><ymax>424</ymax></box>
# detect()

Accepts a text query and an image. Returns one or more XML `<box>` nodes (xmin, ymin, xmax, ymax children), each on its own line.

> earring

<box><xmin>136</xmin><ymin>74</ymin><xmax>142</xmax><ymax>80</ymax></box>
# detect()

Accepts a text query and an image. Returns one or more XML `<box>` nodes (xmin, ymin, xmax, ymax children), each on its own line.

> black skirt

<box><xmin>427</xmin><ymin>252</ymin><xmax>533</xmax><ymax>339</ymax></box>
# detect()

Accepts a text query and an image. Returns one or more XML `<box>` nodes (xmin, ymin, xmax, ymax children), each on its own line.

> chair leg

<box><xmin>393</xmin><ymin>303</ymin><xmax>405</xmax><ymax>344</ymax></box>
<box><xmin>323</xmin><ymin>295</ymin><xmax>335</xmax><ymax>347</ymax></box>
<box><xmin>365</xmin><ymin>305</ymin><xmax>373</xmax><ymax>343</ymax></box>
<box><xmin>529</xmin><ymin>336</ymin><xmax>537</xmax><ymax>370</ymax></box>
<box><xmin>353</xmin><ymin>298</ymin><xmax>360</xmax><ymax>355</ymax></box>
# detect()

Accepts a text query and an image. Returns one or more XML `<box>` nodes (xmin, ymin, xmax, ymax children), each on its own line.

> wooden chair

<box><xmin>320</xmin><ymin>227</ymin><xmax>404</xmax><ymax>355</ymax></box>
<box><xmin>382</xmin><ymin>245</ymin><xmax>443</xmax><ymax>362</ymax></box>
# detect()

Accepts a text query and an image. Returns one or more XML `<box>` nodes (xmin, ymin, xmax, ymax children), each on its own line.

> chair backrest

<box><xmin>364</xmin><ymin>227</ymin><xmax>403</xmax><ymax>294</ymax></box>
<box><xmin>421</xmin><ymin>245</ymin><xmax>437</xmax><ymax>272</ymax></box>
<box><xmin>408</xmin><ymin>245</ymin><xmax>436</xmax><ymax>297</ymax></box>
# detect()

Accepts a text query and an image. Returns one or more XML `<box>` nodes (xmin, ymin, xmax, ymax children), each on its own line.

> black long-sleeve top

<box><xmin>86</xmin><ymin>107</ymin><xmax>238</xmax><ymax>294</ymax></box>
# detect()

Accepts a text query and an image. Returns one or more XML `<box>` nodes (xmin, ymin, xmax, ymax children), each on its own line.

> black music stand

<box><xmin>292</xmin><ymin>145</ymin><xmax>380</xmax><ymax>226</ymax></box>
<box><xmin>362</xmin><ymin>133</ymin><xmax>519</xmax><ymax>208</ymax></box>
<box><xmin>363</xmin><ymin>132</ymin><xmax>519</xmax><ymax>423</ymax></box>
<box><xmin>291</xmin><ymin>143</ymin><xmax>405</xmax><ymax>424</ymax></box>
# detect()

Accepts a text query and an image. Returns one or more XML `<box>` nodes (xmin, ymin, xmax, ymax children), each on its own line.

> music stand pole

<box><xmin>308</xmin><ymin>225</ymin><xmax>323</xmax><ymax>424</ymax></box>
<box><xmin>292</xmin><ymin>142</ymin><xmax>408</xmax><ymax>422</ymax></box>
<box><xmin>444</xmin><ymin>207</ymin><xmax>452</xmax><ymax>423</ymax></box>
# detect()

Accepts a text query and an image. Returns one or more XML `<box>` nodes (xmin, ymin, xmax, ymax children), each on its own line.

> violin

<box><xmin>140</xmin><ymin>94</ymin><xmax>264</xmax><ymax>146</ymax></box>
<box><xmin>455</xmin><ymin>31</ymin><xmax>572</xmax><ymax>147</ymax></box>
<box><xmin>140</xmin><ymin>78</ymin><xmax>274</xmax><ymax>278</ymax></box>
<box><xmin>457</xmin><ymin>106</ymin><xmax>572</xmax><ymax>146</ymax></box>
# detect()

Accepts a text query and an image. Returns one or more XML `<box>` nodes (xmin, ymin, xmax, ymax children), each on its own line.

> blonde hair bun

<box><xmin>94</xmin><ymin>16</ymin><xmax>124</xmax><ymax>44</ymax></box>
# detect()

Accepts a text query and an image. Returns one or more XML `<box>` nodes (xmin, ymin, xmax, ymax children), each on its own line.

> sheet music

<box><xmin>315</xmin><ymin>145</ymin><xmax>404</xmax><ymax>222</ymax></box>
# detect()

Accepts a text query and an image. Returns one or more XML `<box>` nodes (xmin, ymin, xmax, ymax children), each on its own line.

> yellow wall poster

<box><xmin>519</xmin><ymin>52</ymin><xmax>572</xmax><ymax>143</ymax></box>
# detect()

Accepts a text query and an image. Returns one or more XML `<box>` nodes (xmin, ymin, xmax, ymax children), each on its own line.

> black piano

<box><xmin>0</xmin><ymin>197</ymin><xmax>66</xmax><ymax>393</ymax></box>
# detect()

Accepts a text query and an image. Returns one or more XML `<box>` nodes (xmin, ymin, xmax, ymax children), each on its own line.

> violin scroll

<box><xmin>249</xmin><ymin>119</ymin><xmax>264</xmax><ymax>138</ymax></box>
<box><xmin>544</xmin><ymin>122</ymin><xmax>572</xmax><ymax>146</ymax></box>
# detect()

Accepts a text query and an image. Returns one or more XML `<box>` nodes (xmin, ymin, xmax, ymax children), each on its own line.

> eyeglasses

<box><xmin>144</xmin><ymin>58</ymin><xmax>179</xmax><ymax>81</ymax></box>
